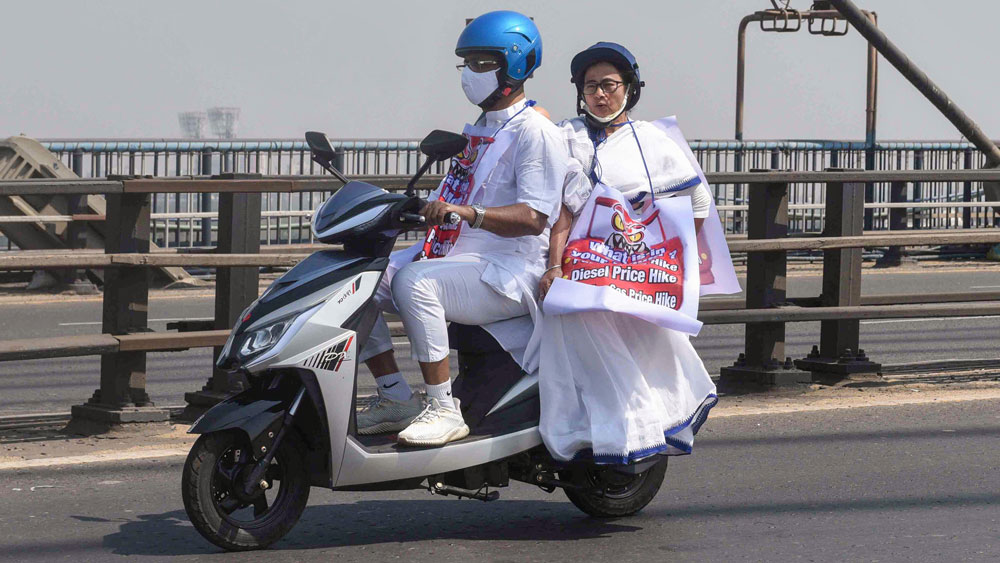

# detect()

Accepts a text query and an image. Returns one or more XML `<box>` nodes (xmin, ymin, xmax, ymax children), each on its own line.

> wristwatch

<box><xmin>470</xmin><ymin>204</ymin><xmax>486</xmax><ymax>229</ymax></box>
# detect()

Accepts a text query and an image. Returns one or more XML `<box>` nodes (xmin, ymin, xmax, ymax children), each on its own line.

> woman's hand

<box><xmin>538</xmin><ymin>265</ymin><xmax>562</xmax><ymax>303</ymax></box>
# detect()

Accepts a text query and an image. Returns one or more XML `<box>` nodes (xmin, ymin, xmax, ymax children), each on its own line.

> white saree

<box><xmin>538</xmin><ymin>117</ymin><xmax>732</xmax><ymax>464</ymax></box>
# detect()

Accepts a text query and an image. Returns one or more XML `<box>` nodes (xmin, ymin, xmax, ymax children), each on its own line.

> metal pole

<box><xmin>913</xmin><ymin>149</ymin><xmax>924</xmax><ymax>230</ymax></box>
<box><xmin>67</xmin><ymin>150</ymin><xmax>88</xmax><ymax>287</ymax></box>
<box><xmin>828</xmin><ymin>0</ymin><xmax>1000</xmax><ymax>172</ymax></box>
<box><xmin>863</xmin><ymin>11</ymin><xmax>879</xmax><ymax>231</ymax></box>
<box><xmin>200</xmin><ymin>148</ymin><xmax>213</xmax><ymax>247</ymax></box>
<box><xmin>735</xmin><ymin>16</ymin><xmax>752</xmax><ymax>142</ymax></box>
<box><xmin>719</xmin><ymin>171</ymin><xmax>800</xmax><ymax>388</ymax></box>
<box><xmin>876</xmin><ymin>180</ymin><xmax>908</xmax><ymax>266</ymax></box>
<box><xmin>963</xmin><ymin>148</ymin><xmax>973</xmax><ymax>229</ymax></box>
<box><xmin>70</xmin><ymin>191</ymin><xmax>169</xmax><ymax>429</ymax></box>
<box><xmin>183</xmin><ymin>190</ymin><xmax>262</xmax><ymax>417</ymax></box>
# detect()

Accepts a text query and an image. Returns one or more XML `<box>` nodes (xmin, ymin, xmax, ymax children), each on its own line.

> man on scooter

<box><xmin>356</xmin><ymin>10</ymin><xmax>568</xmax><ymax>447</ymax></box>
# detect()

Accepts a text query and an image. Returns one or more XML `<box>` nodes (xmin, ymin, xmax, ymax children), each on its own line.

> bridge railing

<box><xmin>24</xmin><ymin>139</ymin><xmax>999</xmax><ymax>252</ymax></box>
<box><xmin>0</xmin><ymin>170</ymin><xmax>998</xmax><ymax>426</ymax></box>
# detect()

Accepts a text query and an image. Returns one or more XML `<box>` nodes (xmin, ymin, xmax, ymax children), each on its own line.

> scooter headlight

<box><xmin>239</xmin><ymin>313</ymin><xmax>301</xmax><ymax>361</ymax></box>
<box><xmin>238</xmin><ymin>317</ymin><xmax>296</xmax><ymax>360</ymax></box>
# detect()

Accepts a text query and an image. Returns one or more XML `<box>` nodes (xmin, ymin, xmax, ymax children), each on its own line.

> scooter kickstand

<box><xmin>429</xmin><ymin>482</ymin><xmax>500</xmax><ymax>502</ymax></box>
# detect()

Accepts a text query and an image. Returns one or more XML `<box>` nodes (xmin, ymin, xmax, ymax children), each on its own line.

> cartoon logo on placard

<box><xmin>604</xmin><ymin>203</ymin><xmax>650</xmax><ymax>256</ymax></box>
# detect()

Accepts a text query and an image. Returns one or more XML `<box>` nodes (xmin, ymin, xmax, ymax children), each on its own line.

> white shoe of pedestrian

<box><xmin>397</xmin><ymin>398</ymin><xmax>470</xmax><ymax>447</ymax></box>
<box><xmin>356</xmin><ymin>388</ymin><xmax>424</xmax><ymax>435</ymax></box>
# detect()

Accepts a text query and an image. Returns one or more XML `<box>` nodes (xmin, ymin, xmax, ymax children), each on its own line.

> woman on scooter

<box><xmin>538</xmin><ymin>42</ymin><xmax>718</xmax><ymax>464</ymax></box>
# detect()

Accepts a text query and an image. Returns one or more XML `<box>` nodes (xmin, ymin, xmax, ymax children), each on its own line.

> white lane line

<box><xmin>970</xmin><ymin>285</ymin><xmax>1000</xmax><ymax>289</ymax></box>
<box><xmin>0</xmin><ymin>448</ymin><xmax>187</xmax><ymax>471</ymax></box>
<box><xmin>861</xmin><ymin>315</ymin><xmax>1000</xmax><ymax>325</ymax></box>
<box><xmin>59</xmin><ymin>317</ymin><xmax>212</xmax><ymax>327</ymax></box>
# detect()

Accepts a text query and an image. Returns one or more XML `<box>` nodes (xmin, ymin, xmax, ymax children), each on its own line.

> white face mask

<box><xmin>461</xmin><ymin>66</ymin><xmax>499</xmax><ymax>106</ymax></box>
<box><xmin>583</xmin><ymin>92</ymin><xmax>629</xmax><ymax>124</ymax></box>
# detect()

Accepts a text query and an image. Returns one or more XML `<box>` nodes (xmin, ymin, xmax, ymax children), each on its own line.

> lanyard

<box><xmin>475</xmin><ymin>99</ymin><xmax>537</xmax><ymax>137</ymax></box>
<box><xmin>461</xmin><ymin>99</ymin><xmax>536</xmax><ymax>178</ymax></box>
<box><xmin>588</xmin><ymin>120</ymin><xmax>655</xmax><ymax>205</ymax></box>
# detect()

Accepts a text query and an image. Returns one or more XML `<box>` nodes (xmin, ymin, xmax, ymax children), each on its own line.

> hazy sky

<box><xmin>2</xmin><ymin>0</ymin><xmax>995</xmax><ymax>141</ymax></box>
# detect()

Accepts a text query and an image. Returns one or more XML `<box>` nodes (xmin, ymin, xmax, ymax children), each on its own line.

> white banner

<box><xmin>542</xmin><ymin>184</ymin><xmax>703</xmax><ymax>335</ymax></box>
<box><xmin>653</xmin><ymin>116</ymin><xmax>742</xmax><ymax>296</ymax></box>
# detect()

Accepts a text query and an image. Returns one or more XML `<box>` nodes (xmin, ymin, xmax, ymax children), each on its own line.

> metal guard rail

<box><xmin>0</xmin><ymin>169</ymin><xmax>997</xmax><ymax>423</ymax></box>
<box><xmin>6</xmin><ymin>168</ymin><xmax>1000</xmax><ymax>195</ymax></box>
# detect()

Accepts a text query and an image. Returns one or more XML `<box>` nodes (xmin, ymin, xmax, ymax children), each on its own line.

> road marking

<box><xmin>59</xmin><ymin>317</ymin><xmax>212</xmax><ymax>327</ymax></box>
<box><xmin>861</xmin><ymin>315</ymin><xmax>1000</xmax><ymax>325</ymax></box>
<box><xmin>970</xmin><ymin>285</ymin><xmax>1000</xmax><ymax>289</ymax></box>
<box><xmin>0</xmin><ymin>448</ymin><xmax>187</xmax><ymax>471</ymax></box>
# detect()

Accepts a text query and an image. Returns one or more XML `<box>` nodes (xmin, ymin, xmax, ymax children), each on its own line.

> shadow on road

<box><xmin>89</xmin><ymin>499</ymin><xmax>641</xmax><ymax>556</ymax></box>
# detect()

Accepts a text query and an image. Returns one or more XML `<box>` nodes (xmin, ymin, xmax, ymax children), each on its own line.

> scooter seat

<box><xmin>448</xmin><ymin>323</ymin><xmax>504</xmax><ymax>354</ymax></box>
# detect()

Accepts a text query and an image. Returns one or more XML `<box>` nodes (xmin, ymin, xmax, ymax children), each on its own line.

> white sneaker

<box><xmin>397</xmin><ymin>398</ymin><xmax>470</xmax><ymax>447</ymax></box>
<box><xmin>356</xmin><ymin>388</ymin><xmax>424</xmax><ymax>435</ymax></box>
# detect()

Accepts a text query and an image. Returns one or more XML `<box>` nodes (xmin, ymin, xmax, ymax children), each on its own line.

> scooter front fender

<box><xmin>188</xmin><ymin>389</ymin><xmax>290</xmax><ymax>460</ymax></box>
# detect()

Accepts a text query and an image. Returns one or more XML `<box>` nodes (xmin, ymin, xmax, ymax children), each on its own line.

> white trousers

<box><xmin>359</xmin><ymin>254</ymin><xmax>530</xmax><ymax>364</ymax></box>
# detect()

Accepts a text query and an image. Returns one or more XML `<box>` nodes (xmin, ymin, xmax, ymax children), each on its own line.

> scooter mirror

<box><xmin>305</xmin><ymin>131</ymin><xmax>350</xmax><ymax>184</ymax></box>
<box><xmin>419</xmin><ymin>130</ymin><xmax>467</xmax><ymax>162</ymax></box>
<box><xmin>305</xmin><ymin>131</ymin><xmax>337</xmax><ymax>161</ymax></box>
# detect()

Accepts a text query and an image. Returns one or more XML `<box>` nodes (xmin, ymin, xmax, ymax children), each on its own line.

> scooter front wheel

<box><xmin>182</xmin><ymin>430</ymin><xmax>310</xmax><ymax>551</ymax></box>
<box><xmin>562</xmin><ymin>458</ymin><xmax>667</xmax><ymax>518</ymax></box>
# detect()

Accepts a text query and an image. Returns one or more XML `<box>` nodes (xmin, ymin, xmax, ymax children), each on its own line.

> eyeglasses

<box><xmin>456</xmin><ymin>58</ymin><xmax>501</xmax><ymax>73</ymax></box>
<box><xmin>582</xmin><ymin>80</ymin><xmax>625</xmax><ymax>96</ymax></box>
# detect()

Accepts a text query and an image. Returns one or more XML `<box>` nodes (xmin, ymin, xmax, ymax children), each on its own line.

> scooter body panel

<box><xmin>242</xmin><ymin>269</ymin><xmax>387</xmax><ymax>487</ymax></box>
<box><xmin>188</xmin><ymin>390</ymin><xmax>285</xmax><ymax>439</ymax></box>
<box><xmin>334</xmin><ymin>427</ymin><xmax>542</xmax><ymax>487</ymax></box>
<box><xmin>207</xmin><ymin>187</ymin><xmax>551</xmax><ymax>493</ymax></box>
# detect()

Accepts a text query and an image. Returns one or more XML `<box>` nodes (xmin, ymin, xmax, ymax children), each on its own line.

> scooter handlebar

<box><xmin>405</xmin><ymin>198</ymin><xmax>461</xmax><ymax>226</ymax></box>
<box><xmin>398</xmin><ymin>212</ymin><xmax>426</xmax><ymax>225</ymax></box>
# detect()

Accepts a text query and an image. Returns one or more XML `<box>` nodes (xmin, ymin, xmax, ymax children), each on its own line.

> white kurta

<box><xmin>538</xmin><ymin>117</ymin><xmax>718</xmax><ymax>464</ymax></box>
<box><xmin>360</xmin><ymin>100</ymin><xmax>567</xmax><ymax>373</ymax></box>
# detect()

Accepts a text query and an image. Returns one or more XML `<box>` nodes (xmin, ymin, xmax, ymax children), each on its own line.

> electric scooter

<box><xmin>181</xmin><ymin>130</ymin><xmax>670</xmax><ymax>551</ymax></box>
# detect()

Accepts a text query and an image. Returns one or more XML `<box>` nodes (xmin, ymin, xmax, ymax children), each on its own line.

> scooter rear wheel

<box><xmin>182</xmin><ymin>430</ymin><xmax>310</xmax><ymax>551</ymax></box>
<box><xmin>562</xmin><ymin>458</ymin><xmax>667</xmax><ymax>517</ymax></box>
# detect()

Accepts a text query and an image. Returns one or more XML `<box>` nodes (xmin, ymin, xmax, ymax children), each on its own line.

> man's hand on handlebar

<box><xmin>421</xmin><ymin>201</ymin><xmax>472</xmax><ymax>226</ymax></box>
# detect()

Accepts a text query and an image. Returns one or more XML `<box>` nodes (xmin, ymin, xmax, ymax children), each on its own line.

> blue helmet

<box><xmin>456</xmin><ymin>11</ymin><xmax>542</xmax><ymax>105</ymax></box>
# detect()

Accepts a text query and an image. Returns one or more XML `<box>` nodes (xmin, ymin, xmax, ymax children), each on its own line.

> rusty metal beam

<box><xmin>0</xmin><ymin>334</ymin><xmax>119</xmax><ymax>361</ymax></box>
<box><xmin>3</xmin><ymin>169</ymin><xmax>1000</xmax><ymax>195</ymax></box>
<box><xmin>3</xmin><ymin>230</ymin><xmax>997</xmax><ymax>270</ymax></box>
<box><xmin>120</xmin><ymin>175</ymin><xmax>434</xmax><ymax>194</ymax></box>
<box><xmin>701</xmin><ymin>301</ymin><xmax>1000</xmax><ymax>324</ymax></box>
<box><xmin>1</xmin><ymin>297</ymin><xmax>998</xmax><ymax>363</ymax></box>
<box><xmin>116</xmin><ymin>330</ymin><xmax>229</xmax><ymax>352</ymax></box>
<box><xmin>709</xmin><ymin>170</ymin><xmax>1000</xmax><ymax>183</ymax></box>
<box><xmin>703</xmin><ymin>291</ymin><xmax>1000</xmax><ymax>311</ymax></box>
<box><xmin>727</xmin><ymin>231</ymin><xmax>1000</xmax><ymax>252</ymax></box>
<box><xmin>0</xmin><ymin>253</ymin><xmax>305</xmax><ymax>269</ymax></box>
<box><xmin>828</xmin><ymin>0</ymin><xmax>1000</xmax><ymax>207</ymax></box>
<box><xmin>0</xmin><ymin>179</ymin><xmax>123</xmax><ymax>196</ymax></box>
<box><xmin>827</xmin><ymin>0</ymin><xmax>1000</xmax><ymax>164</ymax></box>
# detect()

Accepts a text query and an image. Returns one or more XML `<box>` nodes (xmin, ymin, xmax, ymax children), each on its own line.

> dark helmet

<box><xmin>570</xmin><ymin>42</ymin><xmax>644</xmax><ymax>128</ymax></box>
<box><xmin>456</xmin><ymin>11</ymin><xmax>543</xmax><ymax>108</ymax></box>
